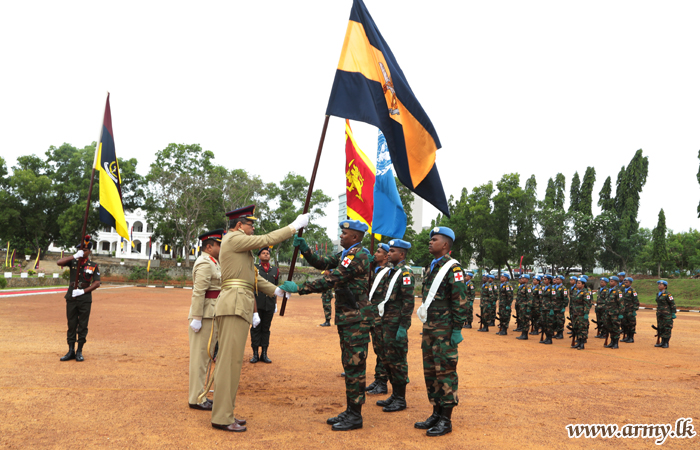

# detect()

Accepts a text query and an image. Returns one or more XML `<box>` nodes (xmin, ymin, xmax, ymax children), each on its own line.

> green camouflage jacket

<box><xmin>596</xmin><ymin>286</ymin><xmax>608</xmax><ymax>309</ymax></box>
<box><xmin>655</xmin><ymin>290</ymin><xmax>676</xmax><ymax>316</ymax></box>
<box><xmin>299</xmin><ymin>245</ymin><xmax>370</xmax><ymax>326</ymax></box>
<box><xmin>480</xmin><ymin>280</ymin><xmax>491</xmax><ymax>304</ymax></box>
<box><xmin>381</xmin><ymin>261</ymin><xmax>415</xmax><ymax>329</ymax></box>
<box><xmin>465</xmin><ymin>279</ymin><xmax>476</xmax><ymax>305</ymax></box>
<box><xmin>571</xmin><ymin>288</ymin><xmax>592</xmax><ymax>317</ymax></box>
<box><xmin>421</xmin><ymin>257</ymin><xmax>468</xmax><ymax>330</ymax></box>
<box><xmin>622</xmin><ymin>286</ymin><xmax>639</xmax><ymax>313</ymax></box>
<box><xmin>606</xmin><ymin>285</ymin><xmax>624</xmax><ymax>316</ymax></box>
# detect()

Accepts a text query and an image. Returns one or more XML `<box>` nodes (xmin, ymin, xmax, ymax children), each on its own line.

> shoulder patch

<box><xmin>347</xmin><ymin>247</ymin><xmax>360</xmax><ymax>256</ymax></box>
<box><xmin>402</xmin><ymin>271</ymin><xmax>410</xmax><ymax>276</ymax></box>
<box><xmin>452</xmin><ymin>267</ymin><xmax>461</xmax><ymax>272</ymax></box>
<box><xmin>402</xmin><ymin>275</ymin><xmax>412</xmax><ymax>285</ymax></box>
<box><xmin>669</xmin><ymin>295</ymin><xmax>674</xmax><ymax>300</ymax></box>
<box><xmin>341</xmin><ymin>256</ymin><xmax>354</xmax><ymax>268</ymax></box>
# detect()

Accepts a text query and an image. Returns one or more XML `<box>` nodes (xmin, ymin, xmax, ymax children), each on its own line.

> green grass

<box><xmin>631</xmin><ymin>279</ymin><xmax>700</xmax><ymax>309</ymax></box>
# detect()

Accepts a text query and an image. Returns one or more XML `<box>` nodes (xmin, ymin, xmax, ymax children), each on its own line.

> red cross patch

<box><xmin>633</xmin><ymin>293</ymin><xmax>637</xmax><ymax>296</ymax></box>
<box><xmin>454</xmin><ymin>272</ymin><xmax>464</xmax><ymax>282</ymax></box>
<box><xmin>341</xmin><ymin>257</ymin><xmax>352</xmax><ymax>268</ymax></box>
<box><xmin>403</xmin><ymin>276</ymin><xmax>411</xmax><ymax>285</ymax></box>
<box><xmin>669</xmin><ymin>296</ymin><xmax>674</xmax><ymax>300</ymax></box>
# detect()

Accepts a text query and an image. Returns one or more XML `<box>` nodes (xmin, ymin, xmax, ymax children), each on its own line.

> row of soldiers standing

<box><xmin>471</xmin><ymin>271</ymin><xmax>677</xmax><ymax>349</ymax></box>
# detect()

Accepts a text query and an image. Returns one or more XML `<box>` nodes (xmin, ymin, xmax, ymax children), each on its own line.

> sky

<box><xmin>1</xmin><ymin>0</ymin><xmax>699</xmax><ymax>241</ymax></box>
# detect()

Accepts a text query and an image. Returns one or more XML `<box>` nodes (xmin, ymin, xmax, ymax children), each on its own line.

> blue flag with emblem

<box><xmin>372</xmin><ymin>130</ymin><xmax>407</xmax><ymax>238</ymax></box>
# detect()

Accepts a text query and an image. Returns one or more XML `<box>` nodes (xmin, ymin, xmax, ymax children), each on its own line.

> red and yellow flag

<box><xmin>345</xmin><ymin>120</ymin><xmax>376</xmax><ymax>232</ymax></box>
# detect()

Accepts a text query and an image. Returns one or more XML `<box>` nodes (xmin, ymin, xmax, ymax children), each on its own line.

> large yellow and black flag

<box><xmin>94</xmin><ymin>94</ymin><xmax>129</xmax><ymax>240</ymax></box>
<box><xmin>326</xmin><ymin>0</ymin><xmax>449</xmax><ymax>216</ymax></box>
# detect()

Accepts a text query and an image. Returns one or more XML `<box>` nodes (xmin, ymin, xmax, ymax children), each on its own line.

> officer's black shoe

<box><xmin>331</xmin><ymin>403</ymin><xmax>362</xmax><ymax>431</ymax></box>
<box><xmin>260</xmin><ymin>347</ymin><xmax>272</xmax><ymax>363</ymax></box>
<box><xmin>477</xmin><ymin>326</ymin><xmax>489</xmax><ymax>332</ymax></box>
<box><xmin>516</xmin><ymin>330</ymin><xmax>528</xmax><ymax>340</ymax></box>
<box><xmin>661</xmin><ymin>337</ymin><xmax>669</xmax><ymax>348</ymax></box>
<box><xmin>320</xmin><ymin>321</ymin><xmax>331</xmax><ymax>327</ymax></box>
<box><xmin>367</xmin><ymin>380</ymin><xmax>388</xmax><ymax>395</ymax></box>
<box><xmin>366</xmin><ymin>380</ymin><xmax>378</xmax><ymax>392</ymax></box>
<box><xmin>60</xmin><ymin>345</ymin><xmax>76</xmax><ymax>361</ymax></box>
<box><xmin>426</xmin><ymin>407</ymin><xmax>453</xmax><ymax>437</ymax></box>
<box><xmin>463</xmin><ymin>322</ymin><xmax>472</xmax><ymax>329</ymax></box>
<box><xmin>249</xmin><ymin>347</ymin><xmax>259</xmax><ymax>364</ymax></box>
<box><xmin>554</xmin><ymin>331</ymin><xmax>564</xmax><ymax>340</ymax></box>
<box><xmin>376</xmin><ymin>393</ymin><xmax>395</xmax><ymax>407</ymax></box>
<box><xmin>414</xmin><ymin>405</ymin><xmax>441</xmax><ymax>429</ymax></box>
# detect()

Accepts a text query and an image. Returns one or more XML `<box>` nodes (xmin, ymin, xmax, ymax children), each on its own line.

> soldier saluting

<box><xmin>56</xmin><ymin>236</ymin><xmax>101</xmax><ymax>362</ymax></box>
<box><xmin>187</xmin><ymin>229</ymin><xmax>224</xmax><ymax>411</ymax></box>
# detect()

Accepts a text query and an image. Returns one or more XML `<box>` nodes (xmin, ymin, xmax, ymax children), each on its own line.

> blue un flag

<box><xmin>372</xmin><ymin>130</ymin><xmax>407</xmax><ymax>238</ymax></box>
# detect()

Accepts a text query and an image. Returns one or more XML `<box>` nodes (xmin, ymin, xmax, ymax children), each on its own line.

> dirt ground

<box><xmin>0</xmin><ymin>286</ymin><xmax>698</xmax><ymax>449</ymax></box>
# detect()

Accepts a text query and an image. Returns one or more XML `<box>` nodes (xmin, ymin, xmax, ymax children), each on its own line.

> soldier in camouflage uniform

<box><xmin>366</xmin><ymin>243</ymin><xmax>391</xmax><ymax>395</ymax></box>
<box><xmin>570</xmin><ymin>278</ymin><xmax>592</xmax><ymax>350</ymax></box>
<box><xmin>620</xmin><ymin>277</ymin><xmax>639</xmax><ymax>343</ymax></box>
<box><xmin>552</xmin><ymin>275</ymin><xmax>568</xmax><ymax>339</ymax></box>
<box><xmin>487</xmin><ymin>274</ymin><xmax>497</xmax><ymax>326</ymax></box>
<box><xmin>280</xmin><ymin>220</ymin><xmax>371</xmax><ymax>431</ymax></box>
<box><xmin>463</xmin><ymin>271</ymin><xmax>476</xmax><ymax>328</ymax></box>
<box><xmin>529</xmin><ymin>276</ymin><xmax>543</xmax><ymax>335</ymax></box>
<box><xmin>594</xmin><ymin>277</ymin><xmax>609</xmax><ymax>339</ymax></box>
<box><xmin>414</xmin><ymin>227</ymin><xmax>468</xmax><ymax>437</ymax></box>
<box><xmin>604</xmin><ymin>276</ymin><xmax>624</xmax><ymax>349</ymax></box>
<box><xmin>515</xmin><ymin>274</ymin><xmax>533</xmax><ymax>340</ymax></box>
<box><xmin>320</xmin><ymin>286</ymin><xmax>333</xmax><ymax>327</ymax></box>
<box><xmin>477</xmin><ymin>274</ymin><xmax>492</xmax><ymax>332</ymax></box>
<box><xmin>496</xmin><ymin>273</ymin><xmax>514</xmax><ymax>336</ymax></box>
<box><xmin>375</xmin><ymin>239</ymin><xmax>414</xmax><ymax>413</ymax></box>
<box><xmin>539</xmin><ymin>275</ymin><xmax>556</xmax><ymax>345</ymax></box>
<box><xmin>655</xmin><ymin>280</ymin><xmax>676</xmax><ymax>348</ymax></box>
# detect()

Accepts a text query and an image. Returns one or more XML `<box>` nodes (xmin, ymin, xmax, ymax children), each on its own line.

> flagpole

<box><xmin>279</xmin><ymin>114</ymin><xmax>330</xmax><ymax>316</ymax></box>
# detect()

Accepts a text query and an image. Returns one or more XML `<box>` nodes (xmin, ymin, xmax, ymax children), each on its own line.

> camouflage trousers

<box><xmin>479</xmin><ymin>298</ymin><xmax>490</xmax><ymax>326</ymax></box>
<box><xmin>515</xmin><ymin>300</ymin><xmax>531</xmax><ymax>330</ymax></box>
<box><xmin>487</xmin><ymin>300</ymin><xmax>498</xmax><ymax>324</ymax></box>
<box><xmin>622</xmin><ymin>309</ymin><xmax>637</xmax><ymax>336</ymax></box>
<box><xmin>531</xmin><ymin>300</ymin><xmax>541</xmax><ymax>331</ymax></box>
<box><xmin>603</xmin><ymin>309</ymin><xmax>621</xmax><ymax>340</ymax></box>
<box><xmin>555</xmin><ymin>302</ymin><xmax>567</xmax><ymax>333</ymax></box>
<box><xmin>421</xmin><ymin>327</ymin><xmax>459</xmax><ymax>407</ymax></box>
<box><xmin>498</xmin><ymin>299</ymin><xmax>512</xmax><ymax>328</ymax></box>
<box><xmin>369</xmin><ymin>316</ymin><xmax>388</xmax><ymax>381</ymax></box>
<box><xmin>594</xmin><ymin>306</ymin><xmax>605</xmax><ymax>333</ymax></box>
<box><xmin>656</xmin><ymin>313</ymin><xmax>674</xmax><ymax>339</ymax></box>
<box><xmin>465</xmin><ymin>300</ymin><xmax>474</xmax><ymax>325</ymax></box>
<box><xmin>540</xmin><ymin>307</ymin><xmax>556</xmax><ymax>337</ymax></box>
<box><xmin>337</xmin><ymin>321</ymin><xmax>370</xmax><ymax>405</ymax></box>
<box><xmin>321</xmin><ymin>290</ymin><xmax>333</xmax><ymax>323</ymax></box>
<box><xmin>379</xmin><ymin>320</ymin><xmax>410</xmax><ymax>385</ymax></box>
<box><xmin>572</xmin><ymin>314</ymin><xmax>589</xmax><ymax>340</ymax></box>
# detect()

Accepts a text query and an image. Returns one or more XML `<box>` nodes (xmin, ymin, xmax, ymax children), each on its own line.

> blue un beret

<box><xmin>570</xmin><ymin>276</ymin><xmax>578</xmax><ymax>281</ymax></box>
<box><xmin>554</xmin><ymin>274</ymin><xmax>563</xmax><ymax>281</ymax></box>
<box><xmin>377</xmin><ymin>243</ymin><xmax>390</xmax><ymax>253</ymax></box>
<box><xmin>388</xmin><ymin>239</ymin><xmax>411</xmax><ymax>250</ymax></box>
<box><xmin>501</xmin><ymin>272</ymin><xmax>510</xmax><ymax>280</ymax></box>
<box><xmin>430</xmin><ymin>226</ymin><xmax>455</xmax><ymax>241</ymax></box>
<box><xmin>487</xmin><ymin>274</ymin><xmax>495</xmax><ymax>279</ymax></box>
<box><xmin>610</xmin><ymin>276</ymin><xmax>620</xmax><ymax>282</ymax></box>
<box><xmin>545</xmin><ymin>274</ymin><xmax>554</xmax><ymax>280</ymax></box>
<box><xmin>534</xmin><ymin>275</ymin><xmax>542</xmax><ymax>281</ymax></box>
<box><xmin>617</xmin><ymin>272</ymin><xmax>626</xmax><ymax>277</ymax></box>
<box><xmin>339</xmin><ymin>220</ymin><xmax>368</xmax><ymax>233</ymax></box>
<box><xmin>600</xmin><ymin>277</ymin><xmax>609</xmax><ymax>282</ymax></box>
<box><xmin>465</xmin><ymin>271</ymin><xmax>474</xmax><ymax>277</ymax></box>
<box><xmin>624</xmin><ymin>277</ymin><xmax>633</xmax><ymax>283</ymax></box>
<box><xmin>520</xmin><ymin>274</ymin><xmax>530</xmax><ymax>280</ymax></box>
<box><xmin>657</xmin><ymin>280</ymin><xmax>668</xmax><ymax>286</ymax></box>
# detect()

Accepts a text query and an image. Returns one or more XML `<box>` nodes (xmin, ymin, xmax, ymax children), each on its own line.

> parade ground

<box><xmin>1</xmin><ymin>286</ymin><xmax>698</xmax><ymax>449</ymax></box>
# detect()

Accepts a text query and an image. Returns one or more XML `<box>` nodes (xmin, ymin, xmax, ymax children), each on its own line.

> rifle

<box><xmin>651</xmin><ymin>324</ymin><xmax>660</xmax><ymax>346</ymax></box>
<box><xmin>591</xmin><ymin>319</ymin><xmax>600</xmax><ymax>332</ymax></box>
<box><xmin>567</xmin><ymin>323</ymin><xmax>577</xmax><ymax>347</ymax></box>
<box><xmin>476</xmin><ymin>313</ymin><xmax>485</xmax><ymax>330</ymax></box>
<box><xmin>512</xmin><ymin>313</ymin><xmax>520</xmax><ymax>330</ymax></box>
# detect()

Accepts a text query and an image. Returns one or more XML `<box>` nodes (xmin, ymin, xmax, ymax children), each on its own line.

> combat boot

<box><xmin>661</xmin><ymin>337</ymin><xmax>669</xmax><ymax>348</ymax></box>
<box><xmin>463</xmin><ymin>321</ymin><xmax>472</xmax><ymax>329</ymax></box>
<box><xmin>655</xmin><ymin>338</ymin><xmax>663</xmax><ymax>348</ymax></box>
<box><xmin>529</xmin><ymin>327</ymin><xmax>539</xmax><ymax>336</ymax></box>
<box><xmin>414</xmin><ymin>405</ymin><xmax>441</xmax><ymax>429</ymax></box>
<box><xmin>366</xmin><ymin>380</ymin><xmax>378</xmax><ymax>392</ymax></box>
<box><xmin>489</xmin><ymin>320</ymin><xmax>495</xmax><ymax>327</ymax></box>
<box><xmin>260</xmin><ymin>347</ymin><xmax>272</xmax><ymax>363</ymax></box>
<box><xmin>501</xmin><ymin>327</ymin><xmax>508</xmax><ymax>336</ymax></box>
<box><xmin>376</xmin><ymin>393</ymin><xmax>396</xmax><ymax>407</ymax></box>
<box><xmin>382</xmin><ymin>383</ymin><xmax>406</xmax><ymax>412</ymax></box>
<box><xmin>605</xmin><ymin>337</ymin><xmax>619</xmax><ymax>349</ymax></box>
<box><xmin>331</xmin><ymin>403</ymin><xmax>362</xmax><ymax>431</ymax></box>
<box><xmin>625</xmin><ymin>332</ymin><xmax>634</xmax><ymax>344</ymax></box>
<box><xmin>477</xmin><ymin>325</ymin><xmax>489</xmax><ymax>332</ymax></box>
<box><xmin>367</xmin><ymin>379</ymin><xmax>387</xmax><ymax>395</ymax></box>
<box><xmin>75</xmin><ymin>343</ymin><xmax>85</xmax><ymax>362</ymax></box>
<box><xmin>541</xmin><ymin>334</ymin><xmax>553</xmax><ymax>345</ymax></box>
<box><xmin>326</xmin><ymin>400</ymin><xmax>350</xmax><ymax>425</ymax></box>
<box><xmin>426</xmin><ymin>406</ymin><xmax>453</xmax><ymax>437</ymax></box>
<box><xmin>577</xmin><ymin>339</ymin><xmax>586</xmax><ymax>350</ymax></box>
<box><xmin>516</xmin><ymin>330</ymin><xmax>528</xmax><ymax>340</ymax></box>
<box><xmin>554</xmin><ymin>331</ymin><xmax>564</xmax><ymax>340</ymax></box>
<box><xmin>249</xmin><ymin>347</ymin><xmax>259</xmax><ymax>364</ymax></box>
<box><xmin>60</xmin><ymin>344</ymin><xmax>76</xmax><ymax>361</ymax></box>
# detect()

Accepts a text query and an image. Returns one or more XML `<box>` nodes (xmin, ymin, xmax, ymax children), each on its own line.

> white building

<box><xmin>49</xmin><ymin>209</ymin><xmax>162</xmax><ymax>260</ymax></box>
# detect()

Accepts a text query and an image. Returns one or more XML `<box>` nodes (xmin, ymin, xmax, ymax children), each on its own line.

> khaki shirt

<box><xmin>188</xmin><ymin>251</ymin><xmax>221</xmax><ymax>319</ymax></box>
<box><xmin>215</xmin><ymin>226</ymin><xmax>295</xmax><ymax>322</ymax></box>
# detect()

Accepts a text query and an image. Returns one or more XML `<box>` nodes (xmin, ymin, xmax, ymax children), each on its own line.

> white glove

<box><xmin>289</xmin><ymin>213</ymin><xmax>310</xmax><ymax>231</ymax></box>
<box><xmin>72</xmin><ymin>289</ymin><xmax>85</xmax><ymax>298</ymax></box>
<box><xmin>190</xmin><ymin>319</ymin><xmax>202</xmax><ymax>332</ymax></box>
<box><xmin>274</xmin><ymin>287</ymin><xmax>286</xmax><ymax>298</ymax></box>
<box><xmin>252</xmin><ymin>312</ymin><xmax>261</xmax><ymax>328</ymax></box>
<box><xmin>275</xmin><ymin>305</ymin><xmax>278</xmax><ymax>314</ymax></box>
<box><xmin>73</xmin><ymin>250</ymin><xmax>84</xmax><ymax>259</ymax></box>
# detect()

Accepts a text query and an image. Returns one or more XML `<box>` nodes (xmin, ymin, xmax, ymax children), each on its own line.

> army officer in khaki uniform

<box><xmin>211</xmin><ymin>205</ymin><xmax>309</xmax><ymax>432</ymax></box>
<box><xmin>188</xmin><ymin>229</ymin><xmax>224</xmax><ymax>410</ymax></box>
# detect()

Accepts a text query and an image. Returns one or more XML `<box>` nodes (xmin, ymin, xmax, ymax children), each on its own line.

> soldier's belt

<box><xmin>204</xmin><ymin>290</ymin><xmax>221</xmax><ymax>299</ymax></box>
<box><xmin>221</xmin><ymin>279</ymin><xmax>254</xmax><ymax>292</ymax></box>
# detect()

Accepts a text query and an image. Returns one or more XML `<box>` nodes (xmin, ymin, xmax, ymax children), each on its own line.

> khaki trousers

<box><xmin>211</xmin><ymin>314</ymin><xmax>249</xmax><ymax>425</ymax></box>
<box><xmin>188</xmin><ymin>318</ymin><xmax>217</xmax><ymax>405</ymax></box>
